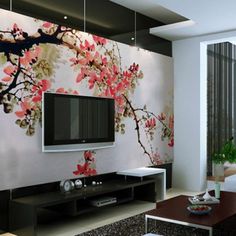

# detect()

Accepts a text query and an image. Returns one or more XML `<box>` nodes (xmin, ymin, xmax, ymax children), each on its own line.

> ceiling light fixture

<box><xmin>131</xmin><ymin>37</ymin><xmax>135</xmax><ymax>41</ymax></box>
<box><xmin>63</xmin><ymin>16</ymin><xmax>68</xmax><ymax>20</ymax></box>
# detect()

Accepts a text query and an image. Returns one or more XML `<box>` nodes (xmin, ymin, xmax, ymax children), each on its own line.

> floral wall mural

<box><xmin>0</xmin><ymin>9</ymin><xmax>173</xmax><ymax>190</ymax></box>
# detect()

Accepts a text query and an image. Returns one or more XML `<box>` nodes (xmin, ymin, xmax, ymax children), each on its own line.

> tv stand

<box><xmin>9</xmin><ymin>170</ymin><xmax>165</xmax><ymax>236</ymax></box>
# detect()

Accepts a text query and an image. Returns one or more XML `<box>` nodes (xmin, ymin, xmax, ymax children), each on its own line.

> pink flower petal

<box><xmin>15</xmin><ymin>111</ymin><xmax>25</xmax><ymax>118</ymax></box>
<box><xmin>42</xmin><ymin>22</ymin><xmax>53</xmax><ymax>28</ymax></box>
<box><xmin>2</xmin><ymin>76</ymin><xmax>12</xmax><ymax>82</ymax></box>
<box><xmin>3</xmin><ymin>65</ymin><xmax>15</xmax><ymax>76</ymax></box>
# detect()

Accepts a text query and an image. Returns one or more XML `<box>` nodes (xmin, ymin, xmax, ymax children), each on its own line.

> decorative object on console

<box><xmin>59</xmin><ymin>179</ymin><xmax>74</xmax><ymax>193</ymax></box>
<box><xmin>74</xmin><ymin>179</ymin><xmax>83</xmax><ymax>189</ymax></box>
<box><xmin>188</xmin><ymin>196</ymin><xmax>220</xmax><ymax>204</ymax></box>
<box><xmin>187</xmin><ymin>205</ymin><xmax>212</xmax><ymax>215</ymax></box>
<box><xmin>214</xmin><ymin>181</ymin><xmax>221</xmax><ymax>198</ymax></box>
<box><xmin>203</xmin><ymin>188</ymin><xmax>212</xmax><ymax>200</ymax></box>
<box><xmin>89</xmin><ymin>196</ymin><xmax>117</xmax><ymax>207</ymax></box>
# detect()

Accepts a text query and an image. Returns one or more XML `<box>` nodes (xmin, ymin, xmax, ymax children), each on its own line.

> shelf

<box><xmin>11</xmin><ymin>178</ymin><xmax>155</xmax><ymax>208</ymax></box>
<box><xmin>9</xmin><ymin>174</ymin><xmax>158</xmax><ymax>236</ymax></box>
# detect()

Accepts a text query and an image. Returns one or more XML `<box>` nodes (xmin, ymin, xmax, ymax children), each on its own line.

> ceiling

<box><xmin>111</xmin><ymin>0</ymin><xmax>236</xmax><ymax>41</ymax></box>
<box><xmin>0</xmin><ymin>0</ymin><xmax>172</xmax><ymax>56</ymax></box>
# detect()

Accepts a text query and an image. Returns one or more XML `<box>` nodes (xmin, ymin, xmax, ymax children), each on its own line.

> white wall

<box><xmin>173</xmin><ymin>30</ymin><xmax>236</xmax><ymax>191</ymax></box>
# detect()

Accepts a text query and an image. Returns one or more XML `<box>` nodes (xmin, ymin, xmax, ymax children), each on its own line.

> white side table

<box><xmin>117</xmin><ymin>167</ymin><xmax>166</xmax><ymax>201</ymax></box>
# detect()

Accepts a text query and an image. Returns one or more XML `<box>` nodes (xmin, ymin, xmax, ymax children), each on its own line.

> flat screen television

<box><xmin>42</xmin><ymin>92</ymin><xmax>115</xmax><ymax>152</ymax></box>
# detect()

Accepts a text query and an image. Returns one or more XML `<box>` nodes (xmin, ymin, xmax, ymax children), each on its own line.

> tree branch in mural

<box><xmin>123</xmin><ymin>95</ymin><xmax>174</xmax><ymax>164</ymax></box>
<box><xmin>0</xmin><ymin>21</ymin><xmax>173</xmax><ymax>165</ymax></box>
<box><xmin>73</xmin><ymin>151</ymin><xmax>97</xmax><ymax>176</ymax></box>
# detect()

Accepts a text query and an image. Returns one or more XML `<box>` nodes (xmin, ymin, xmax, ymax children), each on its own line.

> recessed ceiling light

<box><xmin>64</xmin><ymin>16</ymin><xmax>68</xmax><ymax>20</ymax></box>
<box><xmin>131</xmin><ymin>37</ymin><xmax>135</xmax><ymax>41</ymax></box>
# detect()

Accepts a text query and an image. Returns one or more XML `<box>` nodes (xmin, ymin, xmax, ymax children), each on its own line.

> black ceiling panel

<box><xmin>0</xmin><ymin>0</ymin><xmax>172</xmax><ymax>56</ymax></box>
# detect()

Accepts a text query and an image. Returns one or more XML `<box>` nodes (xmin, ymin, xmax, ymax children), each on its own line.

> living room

<box><xmin>1</xmin><ymin>0</ymin><xmax>236</xmax><ymax>236</ymax></box>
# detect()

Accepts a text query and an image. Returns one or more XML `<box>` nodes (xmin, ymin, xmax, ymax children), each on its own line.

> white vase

<box><xmin>214</xmin><ymin>182</ymin><xmax>221</xmax><ymax>198</ymax></box>
<box><xmin>213</xmin><ymin>163</ymin><xmax>224</xmax><ymax>177</ymax></box>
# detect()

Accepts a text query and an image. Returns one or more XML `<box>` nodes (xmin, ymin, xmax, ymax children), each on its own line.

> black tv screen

<box><xmin>42</xmin><ymin>93</ymin><xmax>115</xmax><ymax>152</ymax></box>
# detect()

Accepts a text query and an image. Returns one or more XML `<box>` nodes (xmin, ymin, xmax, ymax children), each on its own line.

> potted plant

<box><xmin>212</xmin><ymin>137</ymin><xmax>236</xmax><ymax>176</ymax></box>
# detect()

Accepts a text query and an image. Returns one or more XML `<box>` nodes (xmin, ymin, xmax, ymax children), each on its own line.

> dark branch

<box><xmin>0</xmin><ymin>29</ymin><xmax>62</xmax><ymax>56</ymax></box>
<box><xmin>0</xmin><ymin>59</ymin><xmax>21</xmax><ymax>97</ymax></box>
<box><xmin>122</xmin><ymin>94</ymin><xmax>155</xmax><ymax>164</ymax></box>
<box><xmin>134</xmin><ymin>108</ymin><xmax>172</xmax><ymax>135</ymax></box>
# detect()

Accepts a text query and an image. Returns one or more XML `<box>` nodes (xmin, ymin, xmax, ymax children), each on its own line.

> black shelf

<box><xmin>9</xmin><ymin>175</ymin><xmax>157</xmax><ymax>236</ymax></box>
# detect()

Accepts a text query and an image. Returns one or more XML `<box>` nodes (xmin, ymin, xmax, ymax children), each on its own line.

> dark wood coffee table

<box><xmin>145</xmin><ymin>191</ymin><xmax>236</xmax><ymax>236</ymax></box>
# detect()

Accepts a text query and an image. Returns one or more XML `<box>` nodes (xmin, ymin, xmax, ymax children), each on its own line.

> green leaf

<box><xmin>15</xmin><ymin>119</ymin><xmax>21</xmax><ymax>126</ymax></box>
<box><xmin>212</xmin><ymin>137</ymin><xmax>236</xmax><ymax>164</ymax></box>
<box><xmin>0</xmin><ymin>53</ymin><xmax>7</xmax><ymax>66</ymax></box>
<box><xmin>20</xmin><ymin>120</ymin><xmax>28</xmax><ymax>129</ymax></box>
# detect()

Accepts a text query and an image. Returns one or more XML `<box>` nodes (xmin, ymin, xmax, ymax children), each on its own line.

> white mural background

<box><xmin>0</xmin><ymin>9</ymin><xmax>173</xmax><ymax>190</ymax></box>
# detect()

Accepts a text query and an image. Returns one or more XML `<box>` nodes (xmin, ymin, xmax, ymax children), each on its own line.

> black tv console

<box><xmin>8</xmin><ymin>173</ymin><xmax>157</xmax><ymax>236</ymax></box>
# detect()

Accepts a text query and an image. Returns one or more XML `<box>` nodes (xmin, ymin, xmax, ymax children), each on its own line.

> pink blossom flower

<box><xmin>13</xmin><ymin>23</ymin><xmax>19</xmax><ymax>31</ymax></box>
<box><xmin>145</xmin><ymin>118</ymin><xmax>156</xmax><ymax>128</ymax></box>
<box><xmin>129</xmin><ymin>63</ymin><xmax>139</xmax><ymax>72</ymax></box>
<box><xmin>116</xmin><ymin>82</ymin><xmax>125</xmax><ymax>92</ymax></box>
<box><xmin>78</xmin><ymin>51</ymin><xmax>94</xmax><ymax>65</ymax></box>
<box><xmin>15</xmin><ymin>98</ymin><xmax>35</xmax><ymax>118</ymax></box>
<box><xmin>12</xmin><ymin>23</ymin><xmax>22</xmax><ymax>34</ymax></box>
<box><xmin>73</xmin><ymin>162</ymin><xmax>97</xmax><ymax>176</ymax></box>
<box><xmin>20</xmin><ymin>47</ymin><xmax>41</xmax><ymax>67</ymax></box>
<box><xmin>69</xmin><ymin>57</ymin><xmax>79</xmax><ymax>66</ymax></box>
<box><xmin>101</xmin><ymin>56</ymin><xmax>108</xmax><ymax>65</ymax></box>
<box><xmin>72</xmin><ymin>90</ymin><xmax>79</xmax><ymax>95</ymax></box>
<box><xmin>152</xmin><ymin>153</ymin><xmax>163</xmax><ymax>165</ymax></box>
<box><xmin>92</xmin><ymin>35</ymin><xmax>107</xmax><ymax>45</ymax></box>
<box><xmin>123</xmin><ymin>70</ymin><xmax>132</xmax><ymax>79</ymax></box>
<box><xmin>32</xmin><ymin>79</ymin><xmax>51</xmax><ymax>102</ymax></box>
<box><xmin>80</xmin><ymin>40</ymin><xmax>95</xmax><ymax>51</ymax></box>
<box><xmin>56</xmin><ymin>88</ymin><xmax>68</xmax><ymax>94</ymax></box>
<box><xmin>112</xmin><ymin>64</ymin><xmax>119</xmax><ymax>75</ymax></box>
<box><xmin>73</xmin><ymin>151</ymin><xmax>97</xmax><ymax>176</ymax></box>
<box><xmin>84</xmin><ymin>151</ymin><xmax>93</xmax><ymax>161</ymax></box>
<box><xmin>88</xmin><ymin>72</ymin><xmax>99</xmax><ymax>89</ymax></box>
<box><xmin>168</xmin><ymin>138</ymin><xmax>174</xmax><ymax>147</ymax></box>
<box><xmin>158</xmin><ymin>112</ymin><xmax>166</xmax><ymax>121</ymax></box>
<box><xmin>1</xmin><ymin>76</ymin><xmax>12</xmax><ymax>82</ymax></box>
<box><xmin>169</xmin><ymin>115</ymin><xmax>174</xmax><ymax>129</ymax></box>
<box><xmin>115</xmin><ymin>96</ymin><xmax>125</xmax><ymax>106</ymax></box>
<box><xmin>42</xmin><ymin>22</ymin><xmax>53</xmax><ymax>28</ymax></box>
<box><xmin>76</xmin><ymin>68</ymin><xmax>89</xmax><ymax>83</ymax></box>
<box><xmin>3</xmin><ymin>65</ymin><xmax>16</xmax><ymax>76</ymax></box>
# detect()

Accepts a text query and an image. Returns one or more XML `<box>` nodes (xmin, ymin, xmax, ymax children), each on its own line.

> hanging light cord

<box><xmin>84</xmin><ymin>0</ymin><xmax>86</xmax><ymax>32</ymax></box>
<box><xmin>10</xmin><ymin>0</ymin><xmax>12</xmax><ymax>11</ymax></box>
<box><xmin>134</xmin><ymin>11</ymin><xmax>137</xmax><ymax>47</ymax></box>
